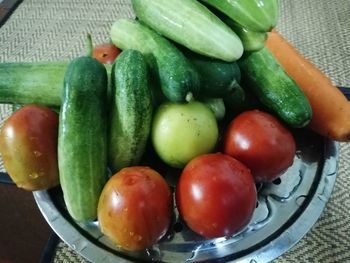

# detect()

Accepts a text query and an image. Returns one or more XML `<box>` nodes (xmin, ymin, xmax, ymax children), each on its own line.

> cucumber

<box><xmin>110</xmin><ymin>18</ymin><xmax>200</xmax><ymax>102</ymax></box>
<box><xmin>238</xmin><ymin>48</ymin><xmax>312</xmax><ymax>128</ymax></box>
<box><xmin>184</xmin><ymin>51</ymin><xmax>241</xmax><ymax>97</ymax></box>
<box><xmin>0</xmin><ymin>62</ymin><xmax>66</xmax><ymax>107</ymax></box>
<box><xmin>132</xmin><ymin>0</ymin><xmax>243</xmax><ymax>62</ymax></box>
<box><xmin>201</xmin><ymin>97</ymin><xmax>226</xmax><ymax>121</ymax></box>
<box><xmin>200</xmin><ymin>0</ymin><xmax>278</xmax><ymax>32</ymax></box>
<box><xmin>224</xmin><ymin>82</ymin><xmax>262</xmax><ymax>120</ymax></box>
<box><xmin>223</xmin><ymin>17</ymin><xmax>267</xmax><ymax>52</ymax></box>
<box><xmin>58</xmin><ymin>56</ymin><xmax>108</xmax><ymax>222</ymax></box>
<box><xmin>231</xmin><ymin>26</ymin><xmax>267</xmax><ymax>52</ymax></box>
<box><xmin>0</xmin><ymin>62</ymin><xmax>113</xmax><ymax>107</ymax></box>
<box><xmin>204</xmin><ymin>6</ymin><xmax>267</xmax><ymax>52</ymax></box>
<box><xmin>108</xmin><ymin>49</ymin><xmax>153</xmax><ymax>172</ymax></box>
<box><xmin>259</xmin><ymin>0</ymin><xmax>279</xmax><ymax>29</ymax></box>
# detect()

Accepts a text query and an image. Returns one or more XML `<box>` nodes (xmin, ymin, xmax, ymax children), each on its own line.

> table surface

<box><xmin>0</xmin><ymin>0</ymin><xmax>350</xmax><ymax>262</ymax></box>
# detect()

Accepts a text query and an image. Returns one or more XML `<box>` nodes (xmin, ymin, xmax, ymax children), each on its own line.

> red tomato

<box><xmin>224</xmin><ymin>110</ymin><xmax>296</xmax><ymax>183</ymax></box>
<box><xmin>97</xmin><ymin>166</ymin><xmax>173</xmax><ymax>251</ymax></box>
<box><xmin>0</xmin><ymin>104</ymin><xmax>59</xmax><ymax>191</ymax></box>
<box><xmin>92</xmin><ymin>43</ymin><xmax>121</xmax><ymax>64</ymax></box>
<box><xmin>176</xmin><ymin>153</ymin><xmax>257</xmax><ymax>239</ymax></box>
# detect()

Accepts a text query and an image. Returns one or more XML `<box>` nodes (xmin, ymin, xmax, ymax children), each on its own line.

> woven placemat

<box><xmin>0</xmin><ymin>0</ymin><xmax>350</xmax><ymax>262</ymax></box>
<box><xmin>0</xmin><ymin>0</ymin><xmax>23</xmax><ymax>27</ymax></box>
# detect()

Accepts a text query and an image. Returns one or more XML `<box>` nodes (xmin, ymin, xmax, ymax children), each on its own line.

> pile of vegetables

<box><xmin>1</xmin><ymin>0</ymin><xmax>350</xmax><ymax>254</ymax></box>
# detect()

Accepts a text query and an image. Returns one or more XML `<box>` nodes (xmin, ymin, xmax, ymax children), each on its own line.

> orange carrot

<box><xmin>265</xmin><ymin>30</ymin><xmax>350</xmax><ymax>141</ymax></box>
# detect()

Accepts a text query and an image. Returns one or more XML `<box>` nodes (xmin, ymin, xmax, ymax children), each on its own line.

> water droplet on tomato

<box><xmin>29</xmin><ymin>172</ymin><xmax>39</xmax><ymax>179</ymax></box>
<box><xmin>33</xmin><ymin>151</ymin><xmax>42</xmax><ymax>157</ymax></box>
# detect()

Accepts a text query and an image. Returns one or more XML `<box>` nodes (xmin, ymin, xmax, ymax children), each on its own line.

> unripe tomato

<box><xmin>152</xmin><ymin>101</ymin><xmax>218</xmax><ymax>168</ymax></box>
<box><xmin>224</xmin><ymin>110</ymin><xmax>296</xmax><ymax>182</ymax></box>
<box><xmin>176</xmin><ymin>153</ymin><xmax>257</xmax><ymax>239</ymax></box>
<box><xmin>98</xmin><ymin>166</ymin><xmax>173</xmax><ymax>251</ymax></box>
<box><xmin>0</xmin><ymin>105</ymin><xmax>59</xmax><ymax>191</ymax></box>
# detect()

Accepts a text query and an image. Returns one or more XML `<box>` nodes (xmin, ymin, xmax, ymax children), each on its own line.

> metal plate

<box><xmin>34</xmin><ymin>129</ymin><xmax>339</xmax><ymax>263</ymax></box>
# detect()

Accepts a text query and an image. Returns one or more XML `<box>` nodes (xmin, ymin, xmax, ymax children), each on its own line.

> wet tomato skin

<box><xmin>97</xmin><ymin>166</ymin><xmax>173</xmax><ymax>251</ymax></box>
<box><xmin>176</xmin><ymin>153</ymin><xmax>257</xmax><ymax>239</ymax></box>
<box><xmin>0</xmin><ymin>104</ymin><xmax>59</xmax><ymax>191</ymax></box>
<box><xmin>224</xmin><ymin>110</ymin><xmax>296</xmax><ymax>183</ymax></box>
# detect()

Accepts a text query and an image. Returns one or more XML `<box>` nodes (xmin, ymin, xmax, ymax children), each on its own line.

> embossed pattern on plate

<box><xmin>34</xmin><ymin>129</ymin><xmax>339</xmax><ymax>263</ymax></box>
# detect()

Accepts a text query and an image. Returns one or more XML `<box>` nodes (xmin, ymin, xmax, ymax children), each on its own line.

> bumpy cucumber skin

<box><xmin>238</xmin><ymin>48</ymin><xmax>312</xmax><ymax>128</ymax></box>
<box><xmin>108</xmin><ymin>50</ymin><xmax>153</xmax><ymax>172</ymax></box>
<box><xmin>58</xmin><ymin>56</ymin><xmax>108</xmax><ymax>222</ymax></box>
<box><xmin>132</xmin><ymin>0</ymin><xmax>243</xmax><ymax>62</ymax></box>
<box><xmin>110</xmin><ymin>18</ymin><xmax>200</xmax><ymax>103</ymax></box>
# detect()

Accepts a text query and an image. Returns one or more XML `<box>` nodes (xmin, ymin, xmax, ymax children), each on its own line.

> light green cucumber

<box><xmin>0</xmin><ymin>62</ymin><xmax>67</xmax><ymax>107</ymax></box>
<box><xmin>0</xmin><ymin>62</ymin><xmax>113</xmax><ymax>107</ymax></box>
<box><xmin>132</xmin><ymin>0</ymin><xmax>243</xmax><ymax>62</ymax></box>
<box><xmin>200</xmin><ymin>0</ymin><xmax>278</xmax><ymax>32</ymax></box>
<box><xmin>223</xmin><ymin>17</ymin><xmax>267</xmax><ymax>51</ymax></box>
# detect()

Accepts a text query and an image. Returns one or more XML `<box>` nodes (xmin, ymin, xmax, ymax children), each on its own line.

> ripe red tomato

<box><xmin>176</xmin><ymin>153</ymin><xmax>257</xmax><ymax>239</ymax></box>
<box><xmin>92</xmin><ymin>43</ymin><xmax>121</xmax><ymax>64</ymax></box>
<box><xmin>224</xmin><ymin>110</ymin><xmax>296</xmax><ymax>183</ymax></box>
<box><xmin>0</xmin><ymin>104</ymin><xmax>59</xmax><ymax>191</ymax></box>
<box><xmin>97</xmin><ymin>166</ymin><xmax>173</xmax><ymax>251</ymax></box>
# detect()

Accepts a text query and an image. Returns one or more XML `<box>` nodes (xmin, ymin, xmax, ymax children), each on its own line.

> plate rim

<box><xmin>33</xmin><ymin>139</ymin><xmax>340</xmax><ymax>263</ymax></box>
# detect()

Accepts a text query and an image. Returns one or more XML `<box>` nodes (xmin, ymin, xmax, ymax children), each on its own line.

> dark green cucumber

<box><xmin>110</xmin><ymin>18</ymin><xmax>200</xmax><ymax>102</ymax></box>
<box><xmin>58</xmin><ymin>56</ymin><xmax>108</xmax><ymax>222</ymax></box>
<box><xmin>108</xmin><ymin>49</ymin><xmax>153</xmax><ymax>172</ymax></box>
<box><xmin>238</xmin><ymin>48</ymin><xmax>312</xmax><ymax>128</ymax></box>
<box><xmin>184</xmin><ymin>51</ymin><xmax>241</xmax><ymax>98</ymax></box>
<box><xmin>224</xmin><ymin>82</ymin><xmax>262</xmax><ymax>120</ymax></box>
<box><xmin>0</xmin><ymin>62</ymin><xmax>112</xmax><ymax>107</ymax></box>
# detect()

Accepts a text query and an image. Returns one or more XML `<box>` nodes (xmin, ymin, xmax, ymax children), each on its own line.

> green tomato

<box><xmin>152</xmin><ymin>101</ymin><xmax>219</xmax><ymax>168</ymax></box>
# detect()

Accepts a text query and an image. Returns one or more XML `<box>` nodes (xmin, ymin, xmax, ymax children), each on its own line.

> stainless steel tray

<box><xmin>34</xmin><ymin>129</ymin><xmax>339</xmax><ymax>263</ymax></box>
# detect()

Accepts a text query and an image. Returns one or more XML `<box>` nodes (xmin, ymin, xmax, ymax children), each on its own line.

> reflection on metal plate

<box><xmin>34</xmin><ymin>129</ymin><xmax>339</xmax><ymax>263</ymax></box>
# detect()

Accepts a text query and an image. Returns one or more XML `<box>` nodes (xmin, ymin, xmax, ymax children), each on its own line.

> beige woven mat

<box><xmin>1</xmin><ymin>0</ymin><xmax>350</xmax><ymax>262</ymax></box>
